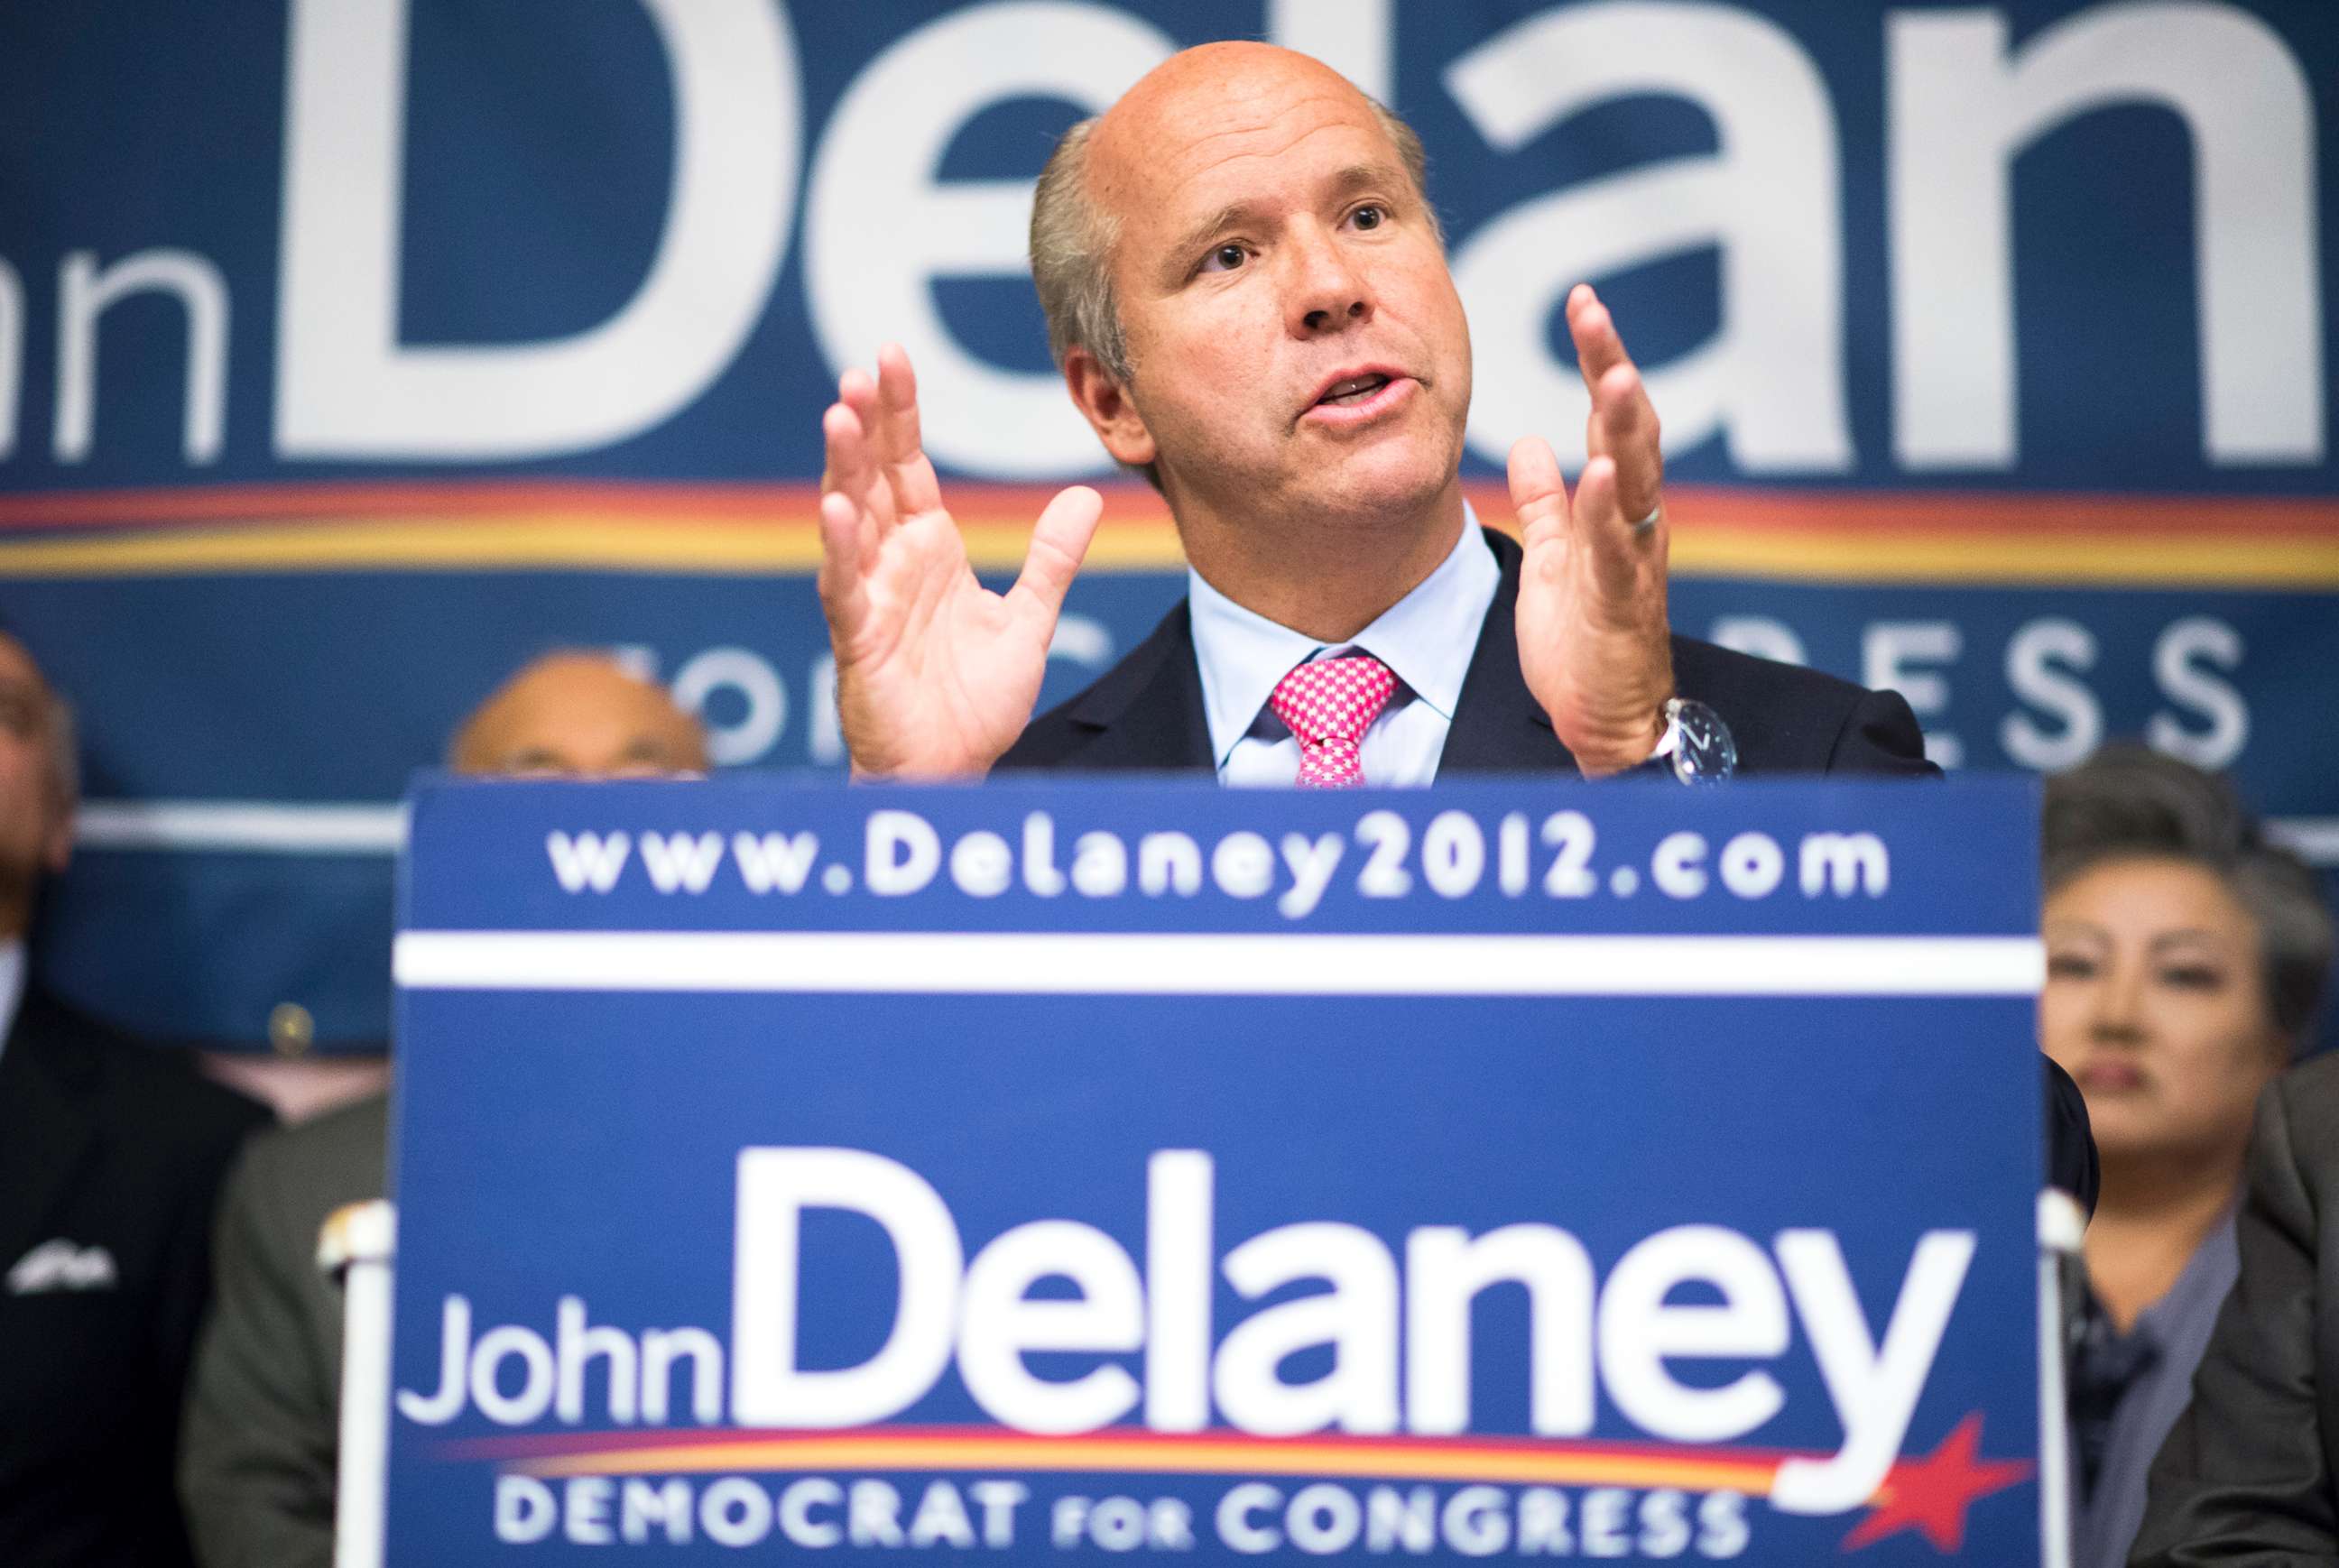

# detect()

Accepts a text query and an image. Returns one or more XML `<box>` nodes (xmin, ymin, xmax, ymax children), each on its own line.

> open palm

<box><xmin>817</xmin><ymin>346</ymin><xmax>1102</xmax><ymax>778</ymax></box>
<box><xmin>1511</xmin><ymin>286</ymin><xmax>1674</xmax><ymax>776</ymax></box>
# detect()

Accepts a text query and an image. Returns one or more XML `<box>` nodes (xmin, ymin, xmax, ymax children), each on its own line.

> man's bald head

<box><xmin>1089</xmin><ymin>42</ymin><xmax>1403</xmax><ymax>183</ymax></box>
<box><xmin>448</xmin><ymin>652</ymin><xmax>709</xmax><ymax>779</ymax></box>
<box><xmin>1031</xmin><ymin>42</ymin><xmax>1434</xmax><ymax>385</ymax></box>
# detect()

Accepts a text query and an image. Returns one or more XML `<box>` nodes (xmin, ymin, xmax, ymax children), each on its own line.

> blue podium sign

<box><xmin>385</xmin><ymin>777</ymin><xmax>2047</xmax><ymax>1564</ymax></box>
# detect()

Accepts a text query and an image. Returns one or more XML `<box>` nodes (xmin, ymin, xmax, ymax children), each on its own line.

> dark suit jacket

<box><xmin>0</xmin><ymin>989</ymin><xmax>270</xmax><ymax>1568</ymax></box>
<box><xmin>1002</xmin><ymin>529</ymin><xmax>1937</xmax><ymax>776</ymax></box>
<box><xmin>180</xmin><ymin>1091</ymin><xmax>387</xmax><ymax>1568</ymax></box>
<box><xmin>2130</xmin><ymin>1054</ymin><xmax>2339</xmax><ymax>1565</ymax></box>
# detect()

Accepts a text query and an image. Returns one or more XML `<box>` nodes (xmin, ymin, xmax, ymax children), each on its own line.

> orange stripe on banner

<box><xmin>0</xmin><ymin>516</ymin><xmax>1183</xmax><ymax>577</ymax></box>
<box><xmin>0</xmin><ymin>480</ymin><xmax>2333</xmax><ymax>585</ymax></box>
<box><xmin>2</xmin><ymin>477</ymin><xmax>2336</xmax><ymax>536</ymax></box>
<box><xmin>0</xmin><ymin>481</ymin><xmax>1170</xmax><ymax>530</ymax></box>
<box><xmin>439</xmin><ymin>1428</ymin><xmax>1790</xmax><ymax>1497</ymax></box>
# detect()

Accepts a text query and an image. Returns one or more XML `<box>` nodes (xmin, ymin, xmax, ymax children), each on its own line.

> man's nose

<box><xmin>1285</xmin><ymin>225</ymin><xmax>1371</xmax><ymax>335</ymax></box>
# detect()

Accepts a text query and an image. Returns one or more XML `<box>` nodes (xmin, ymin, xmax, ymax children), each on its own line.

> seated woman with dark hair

<box><xmin>2035</xmin><ymin>746</ymin><xmax>2333</xmax><ymax>1568</ymax></box>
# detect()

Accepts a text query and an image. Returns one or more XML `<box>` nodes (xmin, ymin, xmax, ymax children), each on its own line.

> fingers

<box><xmin>1566</xmin><ymin>284</ymin><xmax>1663</xmax><ymax>525</ymax></box>
<box><xmin>873</xmin><ymin>346</ymin><xmax>923</xmax><ymax>466</ymax></box>
<box><xmin>814</xmin><ymin>488</ymin><xmax>870</xmax><ymax>639</ymax></box>
<box><xmin>1505</xmin><ymin>435</ymin><xmax>1574</xmax><ymax>558</ymax></box>
<box><xmin>1592</xmin><ymin>362</ymin><xmax>1663</xmax><ymax>524</ymax></box>
<box><xmin>874</xmin><ymin>345</ymin><xmax>944</xmax><ymax>517</ymax></box>
<box><xmin>821</xmin><ymin>397</ymin><xmax>883</xmax><ymax>522</ymax></box>
<box><xmin>1571</xmin><ymin>455</ymin><xmax>1661</xmax><ymax>604</ymax></box>
<box><xmin>1007</xmin><ymin>485</ymin><xmax>1105</xmax><ymax>627</ymax></box>
<box><xmin>827</xmin><ymin>344</ymin><xmax>942</xmax><ymax>529</ymax></box>
<box><xmin>836</xmin><ymin>364</ymin><xmax>879</xmax><ymax>437</ymax></box>
<box><xmin>1565</xmin><ymin>284</ymin><xmax>1629</xmax><ymax>390</ymax></box>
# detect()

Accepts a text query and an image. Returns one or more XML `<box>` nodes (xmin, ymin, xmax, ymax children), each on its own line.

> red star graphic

<box><xmin>1839</xmin><ymin>1413</ymin><xmax>2034</xmax><ymax>1553</ymax></box>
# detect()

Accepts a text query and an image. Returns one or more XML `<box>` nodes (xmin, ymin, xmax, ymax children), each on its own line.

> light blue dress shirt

<box><xmin>0</xmin><ymin>939</ymin><xmax>23</xmax><ymax>1067</ymax></box>
<box><xmin>1188</xmin><ymin>512</ymin><xmax>1500</xmax><ymax>788</ymax></box>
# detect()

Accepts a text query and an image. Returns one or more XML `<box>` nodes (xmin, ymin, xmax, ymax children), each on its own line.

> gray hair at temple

<box><xmin>2042</xmin><ymin>744</ymin><xmax>2334</xmax><ymax>1045</ymax></box>
<box><xmin>1028</xmin><ymin>97</ymin><xmax>1440</xmax><ymax>386</ymax></box>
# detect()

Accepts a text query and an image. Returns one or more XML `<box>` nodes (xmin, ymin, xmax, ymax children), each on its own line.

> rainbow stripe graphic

<box><xmin>0</xmin><ymin>480</ymin><xmax>2333</xmax><ymax>586</ymax></box>
<box><xmin>433</xmin><ymin>1417</ymin><xmax>2032</xmax><ymax>1554</ymax></box>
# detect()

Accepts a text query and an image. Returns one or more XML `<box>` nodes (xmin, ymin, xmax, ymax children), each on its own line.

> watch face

<box><xmin>1669</xmin><ymin>698</ymin><xmax>1737</xmax><ymax>785</ymax></box>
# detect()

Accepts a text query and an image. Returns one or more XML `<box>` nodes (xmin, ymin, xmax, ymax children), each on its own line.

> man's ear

<box><xmin>1064</xmin><ymin>348</ymin><xmax>1156</xmax><ymax>469</ymax></box>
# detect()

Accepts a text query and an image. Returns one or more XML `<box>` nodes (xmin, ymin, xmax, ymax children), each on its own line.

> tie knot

<box><xmin>1269</xmin><ymin>654</ymin><xmax>1396</xmax><ymax>788</ymax></box>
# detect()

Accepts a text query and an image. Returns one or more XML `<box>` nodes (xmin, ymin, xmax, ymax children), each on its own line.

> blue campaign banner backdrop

<box><xmin>384</xmin><ymin>775</ymin><xmax>2048</xmax><ymax>1564</ymax></box>
<box><xmin>0</xmin><ymin>1</ymin><xmax>2333</xmax><ymax>1047</ymax></box>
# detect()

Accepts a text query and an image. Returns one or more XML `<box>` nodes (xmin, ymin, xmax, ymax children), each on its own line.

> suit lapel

<box><xmin>1058</xmin><ymin>530</ymin><xmax>1585</xmax><ymax>775</ymax></box>
<box><xmin>0</xmin><ymin>992</ymin><xmax>102</xmax><ymax>1271</ymax></box>
<box><xmin>1062</xmin><ymin>603</ymin><xmax>1216</xmax><ymax>770</ymax></box>
<box><xmin>1438</xmin><ymin>529</ymin><xmax>1577</xmax><ymax>774</ymax></box>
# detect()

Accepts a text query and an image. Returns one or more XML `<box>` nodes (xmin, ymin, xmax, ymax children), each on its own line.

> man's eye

<box><xmin>1201</xmin><ymin>244</ymin><xmax>1247</xmax><ymax>273</ymax></box>
<box><xmin>1352</xmin><ymin>204</ymin><xmax>1385</xmax><ymax>230</ymax></box>
<box><xmin>2046</xmin><ymin>954</ymin><xmax>2097</xmax><ymax>981</ymax></box>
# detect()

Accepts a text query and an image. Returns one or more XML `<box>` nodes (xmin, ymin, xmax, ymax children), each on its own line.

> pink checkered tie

<box><xmin>1270</xmin><ymin>654</ymin><xmax>1397</xmax><ymax>788</ymax></box>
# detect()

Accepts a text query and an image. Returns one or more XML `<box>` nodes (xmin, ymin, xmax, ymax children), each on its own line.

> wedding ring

<box><xmin>1630</xmin><ymin>503</ymin><xmax>1662</xmax><ymax>536</ymax></box>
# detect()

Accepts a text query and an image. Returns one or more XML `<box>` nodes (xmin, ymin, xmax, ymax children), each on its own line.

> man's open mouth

<box><xmin>1315</xmin><ymin>373</ymin><xmax>1393</xmax><ymax>408</ymax></box>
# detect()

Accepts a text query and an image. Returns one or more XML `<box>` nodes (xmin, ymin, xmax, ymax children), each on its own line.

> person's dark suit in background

<box><xmin>177</xmin><ymin>1094</ymin><xmax>384</xmax><ymax>1568</ymax></box>
<box><xmin>2130</xmin><ymin>1049</ymin><xmax>2339</xmax><ymax>1565</ymax></box>
<box><xmin>0</xmin><ymin>632</ymin><xmax>271</xmax><ymax>1568</ymax></box>
<box><xmin>180</xmin><ymin>652</ymin><xmax>711</xmax><ymax>1568</ymax></box>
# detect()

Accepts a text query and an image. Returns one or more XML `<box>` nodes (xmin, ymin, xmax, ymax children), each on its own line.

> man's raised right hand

<box><xmin>817</xmin><ymin>344</ymin><xmax>1103</xmax><ymax>779</ymax></box>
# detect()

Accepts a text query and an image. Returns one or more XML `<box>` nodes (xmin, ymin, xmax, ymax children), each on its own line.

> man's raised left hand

<box><xmin>1508</xmin><ymin>283</ymin><xmax>1675</xmax><ymax>777</ymax></box>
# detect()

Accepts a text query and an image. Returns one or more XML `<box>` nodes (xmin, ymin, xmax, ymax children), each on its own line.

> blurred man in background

<box><xmin>2039</xmin><ymin>748</ymin><xmax>2333</xmax><ymax>1568</ymax></box>
<box><xmin>445</xmin><ymin>650</ymin><xmax>711</xmax><ymax>778</ymax></box>
<box><xmin>0</xmin><ymin>632</ymin><xmax>272</xmax><ymax>1568</ymax></box>
<box><xmin>178</xmin><ymin>650</ymin><xmax>708</xmax><ymax>1568</ymax></box>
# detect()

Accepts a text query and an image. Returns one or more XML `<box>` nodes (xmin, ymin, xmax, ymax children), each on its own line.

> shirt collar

<box><xmin>1187</xmin><ymin>506</ymin><xmax>1499</xmax><ymax>769</ymax></box>
<box><xmin>0</xmin><ymin>940</ymin><xmax>24</xmax><ymax>1065</ymax></box>
<box><xmin>2131</xmin><ymin>1206</ymin><xmax>2242</xmax><ymax>1348</ymax></box>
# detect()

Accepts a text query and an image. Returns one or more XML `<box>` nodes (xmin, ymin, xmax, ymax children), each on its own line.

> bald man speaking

<box><xmin>818</xmin><ymin>42</ymin><xmax>1930</xmax><ymax>785</ymax></box>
